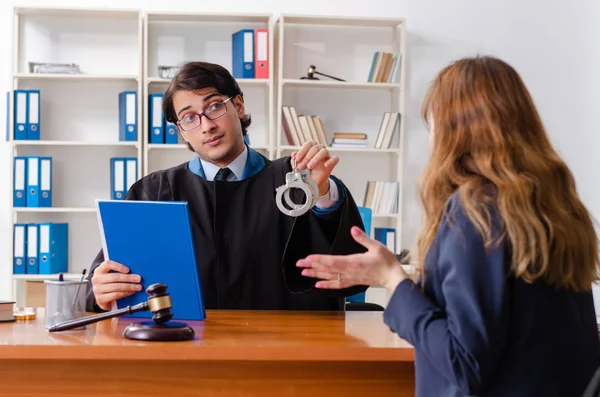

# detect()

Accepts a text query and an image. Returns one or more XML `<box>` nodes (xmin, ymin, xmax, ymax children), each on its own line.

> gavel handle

<box><xmin>314</xmin><ymin>71</ymin><xmax>346</xmax><ymax>82</ymax></box>
<box><xmin>48</xmin><ymin>301</ymin><xmax>149</xmax><ymax>332</ymax></box>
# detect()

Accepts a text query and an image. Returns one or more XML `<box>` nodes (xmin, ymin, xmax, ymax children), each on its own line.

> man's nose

<box><xmin>200</xmin><ymin>116</ymin><xmax>217</xmax><ymax>133</ymax></box>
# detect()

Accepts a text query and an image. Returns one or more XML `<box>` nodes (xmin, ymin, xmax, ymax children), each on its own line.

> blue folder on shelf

<box><xmin>95</xmin><ymin>199</ymin><xmax>205</xmax><ymax>321</ymax></box>
<box><xmin>232</xmin><ymin>29</ymin><xmax>255</xmax><ymax>78</ymax></box>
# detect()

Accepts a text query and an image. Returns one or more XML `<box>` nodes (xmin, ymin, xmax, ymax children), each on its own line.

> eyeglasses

<box><xmin>177</xmin><ymin>97</ymin><xmax>233</xmax><ymax>131</ymax></box>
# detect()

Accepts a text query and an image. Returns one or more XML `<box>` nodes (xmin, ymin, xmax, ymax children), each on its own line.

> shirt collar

<box><xmin>200</xmin><ymin>144</ymin><xmax>248</xmax><ymax>181</ymax></box>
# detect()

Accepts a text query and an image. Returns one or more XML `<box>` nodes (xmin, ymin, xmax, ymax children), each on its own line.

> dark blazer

<box><xmin>384</xmin><ymin>193</ymin><xmax>600</xmax><ymax>397</ymax></box>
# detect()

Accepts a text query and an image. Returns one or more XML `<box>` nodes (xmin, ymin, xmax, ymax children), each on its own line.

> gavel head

<box><xmin>307</xmin><ymin>65</ymin><xmax>317</xmax><ymax>77</ymax></box>
<box><xmin>145</xmin><ymin>283</ymin><xmax>173</xmax><ymax>324</ymax></box>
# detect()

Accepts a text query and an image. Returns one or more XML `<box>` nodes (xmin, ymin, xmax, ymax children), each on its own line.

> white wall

<box><xmin>1</xmin><ymin>0</ymin><xmax>599</xmax><ymax>303</ymax></box>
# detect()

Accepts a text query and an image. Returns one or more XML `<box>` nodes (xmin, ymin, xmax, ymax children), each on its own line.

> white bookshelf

<box><xmin>142</xmin><ymin>11</ymin><xmax>276</xmax><ymax>176</ymax></box>
<box><xmin>6</xmin><ymin>6</ymin><xmax>144</xmax><ymax>303</ymax></box>
<box><xmin>275</xmin><ymin>14</ymin><xmax>406</xmax><ymax>254</ymax></box>
<box><xmin>4</xmin><ymin>8</ymin><xmax>407</xmax><ymax>310</ymax></box>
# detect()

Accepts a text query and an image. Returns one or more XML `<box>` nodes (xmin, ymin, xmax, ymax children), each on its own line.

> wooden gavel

<box><xmin>47</xmin><ymin>283</ymin><xmax>174</xmax><ymax>332</ymax></box>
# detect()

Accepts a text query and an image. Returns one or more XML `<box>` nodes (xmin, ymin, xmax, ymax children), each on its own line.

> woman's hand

<box><xmin>296</xmin><ymin>226</ymin><xmax>408</xmax><ymax>293</ymax></box>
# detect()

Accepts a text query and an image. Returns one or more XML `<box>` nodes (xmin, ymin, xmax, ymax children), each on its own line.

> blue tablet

<box><xmin>96</xmin><ymin>200</ymin><xmax>205</xmax><ymax>321</ymax></box>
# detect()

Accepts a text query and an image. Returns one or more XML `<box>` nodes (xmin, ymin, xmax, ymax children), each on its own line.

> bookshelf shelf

<box><xmin>148</xmin><ymin>77</ymin><xmax>270</xmax><ymax>86</ymax></box>
<box><xmin>14</xmin><ymin>73</ymin><xmax>139</xmax><ymax>82</ymax></box>
<box><xmin>147</xmin><ymin>143</ymin><xmax>270</xmax><ymax>151</ymax></box>
<box><xmin>372</xmin><ymin>214</ymin><xmax>399</xmax><ymax>219</ymax></box>
<box><xmin>12</xmin><ymin>140</ymin><xmax>140</xmax><ymax>147</ymax></box>
<box><xmin>280</xmin><ymin>14</ymin><xmax>404</xmax><ymax>28</ymax></box>
<box><xmin>12</xmin><ymin>207</ymin><xmax>97</xmax><ymax>213</ymax></box>
<box><xmin>14</xmin><ymin>6</ymin><xmax>140</xmax><ymax>19</ymax></box>
<box><xmin>146</xmin><ymin>143</ymin><xmax>189</xmax><ymax>150</ymax></box>
<box><xmin>12</xmin><ymin>273</ymin><xmax>83</xmax><ymax>281</ymax></box>
<box><xmin>279</xmin><ymin>145</ymin><xmax>401</xmax><ymax>154</ymax></box>
<box><xmin>281</xmin><ymin>79</ymin><xmax>401</xmax><ymax>90</ymax></box>
<box><xmin>146</xmin><ymin>11</ymin><xmax>272</xmax><ymax>24</ymax></box>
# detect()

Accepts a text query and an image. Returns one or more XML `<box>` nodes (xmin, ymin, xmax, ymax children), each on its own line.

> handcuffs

<box><xmin>275</xmin><ymin>157</ymin><xmax>320</xmax><ymax>217</ymax></box>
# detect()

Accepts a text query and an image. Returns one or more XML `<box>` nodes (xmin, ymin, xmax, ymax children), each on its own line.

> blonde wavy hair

<box><xmin>415</xmin><ymin>55</ymin><xmax>599</xmax><ymax>292</ymax></box>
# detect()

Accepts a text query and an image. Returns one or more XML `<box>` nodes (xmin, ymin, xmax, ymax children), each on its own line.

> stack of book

<box><xmin>363</xmin><ymin>180</ymin><xmax>399</xmax><ymax>215</ymax></box>
<box><xmin>330</xmin><ymin>133</ymin><xmax>367</xmax><ymax>148</ymax></box>
<box><xmin>0</xmin><ymin>301</ymin><xmax>15</xmax><ymax>322</ymax></box>
<box><xmin>281</xmin><ymin>106</ymin><xmax>327</xmax><ymax>146</ymax></box>
<box><xmin>367</xmin><ymin>51</ymin><xmax>402</xmax><ymax>84</ymax></box>
<box><xmin>374</xmin><ymin>112</ymin><xmax>400</xmax><ymax>149</ymax></box>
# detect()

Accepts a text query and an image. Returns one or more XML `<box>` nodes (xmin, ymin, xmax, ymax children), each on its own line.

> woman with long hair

<box><xmin>297</xmin><ymin>55</ymin><xmax>600</xmax><ymax>396</ymax></box>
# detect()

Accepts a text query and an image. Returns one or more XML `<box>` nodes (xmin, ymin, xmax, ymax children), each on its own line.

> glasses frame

<box><xmin>177</xmin><ymin>96</ymin><xmax>233</xmax><ymax>132</ymax></box>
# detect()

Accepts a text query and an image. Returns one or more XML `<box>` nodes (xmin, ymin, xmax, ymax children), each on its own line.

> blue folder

<box><xmin>95</xmin><ymin>200</ymin><xmax>205</xmax><ymax>321</ymax></box>
<box><xmin>232</xmin><ymin>29</ymin><xmax>255</xmax><ymax>78</ymax></box>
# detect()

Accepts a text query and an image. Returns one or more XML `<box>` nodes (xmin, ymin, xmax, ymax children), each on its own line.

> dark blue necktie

<box><xmin>214</xmin><ymin>167</ymin><xmax>232</xmax><ymax>181</ymax></box>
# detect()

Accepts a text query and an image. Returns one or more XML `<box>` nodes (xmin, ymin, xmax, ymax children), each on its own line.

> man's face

<box><xmin>173</xmin><ymin>87</ymin><xmax>245</xmax><ymax>167</ymax></box>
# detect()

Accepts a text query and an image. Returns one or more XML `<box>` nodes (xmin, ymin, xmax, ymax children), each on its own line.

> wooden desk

<box><xmin>0</xmin><ymin>310</ymin><xmax>415</xmax><ymax>397</ymax></box>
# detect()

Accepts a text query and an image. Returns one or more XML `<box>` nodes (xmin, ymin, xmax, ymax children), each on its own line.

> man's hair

<box><xmin>163</xmin><ymin>61</ymin><xmax>251</xmax><ymax>151</ymax></box>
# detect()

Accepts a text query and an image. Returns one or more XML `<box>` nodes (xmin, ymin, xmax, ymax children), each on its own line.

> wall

<box><xmin>1</xmin><ymin>0</ymin><xmax>599</xmax><ymax>303</ymax></box>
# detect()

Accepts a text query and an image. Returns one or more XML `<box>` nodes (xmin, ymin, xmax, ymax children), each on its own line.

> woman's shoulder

<box><xmin>443</xmin><ymin>188</ymin><xmax>500</xmax><ymax>220</ymax></box>
<box><xmin>441</xmin><ymin>191</ymin><xmax>471</xmax><ymax>227</ymax></box>
<box><xmin>440</xmin><ymin>189</ymin><xmax>504</xmax><ymax>243</ymax></box>
<box><xmin>433</xmin><ymin>191</ymin><xmax>508</xmax><ymax>278</ymax></box>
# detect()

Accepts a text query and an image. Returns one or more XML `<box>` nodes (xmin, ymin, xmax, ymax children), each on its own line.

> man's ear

<box><xmin>233</xmin><ymin>95</ymin><xmax>245</xmax><ymax>118</ymax></box>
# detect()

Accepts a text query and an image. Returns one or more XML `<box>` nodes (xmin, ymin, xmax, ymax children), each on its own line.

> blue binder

<box><xmin>13</xmin><ymin>90</ymin><xmax>28</xmax><ymax>140</ymax></box>
<box><xmin>13</xmin><ymin>156</ymin><xmax>27</xmax><ymax>207</ymax></box>
<box><xmin>26</xmin><ymin>223</ymin><xmax>39</xmax><ymax>274</ymax></box>
<box><xmin>148</xmin><ymin>93</ymin><xmax>164</xmax><ymax>144</ymax></box>
<box><xmin>13</xmin><ymin>224</ymin><xmax>27</xmax><ymax>275</ymax></box>
<box><xmin>374</xmin><ymin>227</ymin><xmax>396</xmax><ymax>253</ymax></box>
<box><xmin>38</xmin><ymin>222</ymin><xmax>68</xmax><ymax>274</ymax></box>
<box><xmin>27</xmin><ymin>90</ymin><xmax>40</xmax><ymax>140</ymax></box>
<box><xmin>165</xmin><ymin>121</ymin><xmax>178</xmax><ymax>144</ymax></box>
<box><xmin>357</xmin><ymin>206</ymin><xmax>372</xmax><ymax>237</ymax></box>
<box><xmin>124</xmin><ymin>158</ymin><xmax>137</xmax><ymax>192</ymax></box>
<box><xmin>232</xmin><ymin>29</ymin><xmax>255</xmax><ymax>78</ymax></box>
<box><xmin>119</xmin><ymin>91</ymin><xmax>137</xmax><ymax>141</ymax></box>
<box><xmin>26</xmin><ymin>156</ymin><xmax>40</xmax><ymax>207</ymax></box>
<box><xmin>39</xmin><ymin>157</ymin><xmax>52</xmax><ymax>207</ymax></box>
<box><xmin>110</xmin><ymin>157</ymin><xmax>126</xmax><ymax>200</ymax></box>
<box><xmin>96</xmin><ymin>200</ymin><xmax>206</xmax><ymax>321</ymax></box>
<box><xmin>5</xmin><ymin>91</ymin><xmax>9</xmax><ymax>142</ymax></box>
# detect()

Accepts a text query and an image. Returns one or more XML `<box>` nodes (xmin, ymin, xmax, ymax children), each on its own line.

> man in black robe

<box><xmin>86</xmin><ymin>61</ymin><xmax>368</xmax><ymax>312</ymax></box>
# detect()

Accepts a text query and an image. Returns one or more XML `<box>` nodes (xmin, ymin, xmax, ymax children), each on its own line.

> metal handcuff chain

<box><xmin>275</xmin><ymin>157</ymin><xmax>320</xmax><ymax>217</ymax></box>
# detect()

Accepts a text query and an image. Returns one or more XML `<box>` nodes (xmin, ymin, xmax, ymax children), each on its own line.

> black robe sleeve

<box><xmin>280</xmin><ymin>167</ymin><xmax>370</xmax><ymax>300</ymax></box>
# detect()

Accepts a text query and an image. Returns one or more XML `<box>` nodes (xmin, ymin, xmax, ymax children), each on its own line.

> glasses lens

<box><xmin>180</xmin><ymin>114</ymin><xmax>200</xmax><ymax>131</ymax></box>
<box><xmin>205</xmin><ymin>102</ymin><xmax>227</xmax><ymax>120</ymax></box>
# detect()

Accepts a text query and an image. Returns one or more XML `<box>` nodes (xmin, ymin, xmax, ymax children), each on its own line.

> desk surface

<box><xmin>0</xmin><ymin>309</ymin><xmax>414</xmax><ymax>362</ymax></box>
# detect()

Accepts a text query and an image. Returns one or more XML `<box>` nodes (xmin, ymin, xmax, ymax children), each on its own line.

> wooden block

<box><xmin>25</xmin><ymin>281</ymin><xmax>46</xmax><ymax>308</ymax></box>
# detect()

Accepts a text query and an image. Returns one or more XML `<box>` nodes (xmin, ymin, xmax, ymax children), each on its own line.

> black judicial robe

<box><xmin>86</xmin><ymin>154</ymin><xmax>368</xmax><ymax>312</ymax></box>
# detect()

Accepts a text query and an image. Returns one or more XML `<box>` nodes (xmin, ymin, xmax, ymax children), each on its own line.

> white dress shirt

<box><xmin>200</xmin><ymin>146</ymin><xmax>339</xmax><ymax>209</ymax></box>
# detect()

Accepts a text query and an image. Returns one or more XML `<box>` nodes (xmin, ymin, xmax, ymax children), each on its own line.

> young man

<box><xmin>86</xmin><ymin>61</ymin><xmax>368</xmax><ymax>312</ymax></box>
